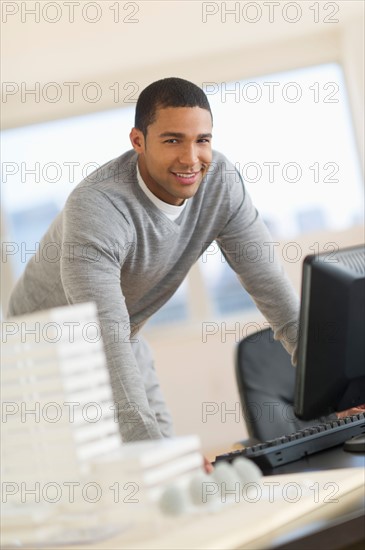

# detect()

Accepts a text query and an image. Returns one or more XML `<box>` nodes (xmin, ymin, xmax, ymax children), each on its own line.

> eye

<box><xmin>164</xmin><ymin>139</ymin><xmax>178</xmax><ymax>144</ymax></box>
<box><xmin>197</xmin><ymin>138</ymin><xmax>211</xmax><ymax>143</ymax></box>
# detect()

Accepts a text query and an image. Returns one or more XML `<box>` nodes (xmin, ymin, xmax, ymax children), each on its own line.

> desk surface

<box><xmin>15</xmin><ymin>446</ymin><xmax>363</xmax><ymax>550</ymax></box>
<box><xmin>58</xmin><ymin>466</ymin><xmax>364</xmax><ymax>550</ymax></box>
<box><xmin>3</xmin><ymin>447</ymin><xmax>363</xmax><ymax>550</ymax></box>
<box><xmin>259</xmin><ymin>446</ymin><xmax>365</xmax><ymax>549</ymax></box>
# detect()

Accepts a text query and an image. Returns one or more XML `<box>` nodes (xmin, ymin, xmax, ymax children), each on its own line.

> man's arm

<box><xmin>60</xmin><ymin>187</ymin><xmax>163</xmax><ymax>442</ymax></box>
<box><xmin>216</xmin><ymin>165</ymin><xmax>300</xmax><ymax>364</ymax></box>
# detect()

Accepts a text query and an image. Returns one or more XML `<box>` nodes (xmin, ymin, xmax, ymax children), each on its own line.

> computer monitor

<box><xmin>294</xmin><ymin>244</ymin><xmax>365</xmax><ymax>420</ymax></box>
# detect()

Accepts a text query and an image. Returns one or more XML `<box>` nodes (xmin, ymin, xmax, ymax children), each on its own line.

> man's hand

<box><xmin>203</xmin><ymin>455</ymin><xmax>214</xmax><ymax>474</ymax></box>
<box><xmin>336</xmin><ymin>404</ymin><xmax>365</xmax><ymax>419</ymax></box>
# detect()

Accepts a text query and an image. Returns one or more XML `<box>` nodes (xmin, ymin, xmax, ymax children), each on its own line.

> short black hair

<box><xmin>135</xmin><ymin>77</ymin><xmax>212</xmax><ymax>136</ymax></box>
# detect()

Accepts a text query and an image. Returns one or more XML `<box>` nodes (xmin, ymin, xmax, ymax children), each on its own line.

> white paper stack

<box><xmin>90</xmin><ymin>435</ymin><xmax>203</xmax><ymax>494</ymax></box>
<box><xmin>1</xmin><ymin>302</ymin><xmax>122</xmax><ymax>546</ymax></box>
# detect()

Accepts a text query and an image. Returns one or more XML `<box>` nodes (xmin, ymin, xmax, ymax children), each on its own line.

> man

<box><xmin>8</xmin><ymin>77</ymin><xmax>301</xmax><ymax>445</ymax></box>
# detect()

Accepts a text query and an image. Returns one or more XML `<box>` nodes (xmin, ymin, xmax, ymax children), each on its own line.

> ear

<box><xmin>129</xmin><ymin>128</ymin><xmax>145</xmax><ymax>153</ymax></box>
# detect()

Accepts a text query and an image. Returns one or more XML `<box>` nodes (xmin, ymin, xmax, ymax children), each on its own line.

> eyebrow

<box><xmin>158</xmin><ymin>132</ymin><xmax>213</xmax><ymax>139</ymax></box>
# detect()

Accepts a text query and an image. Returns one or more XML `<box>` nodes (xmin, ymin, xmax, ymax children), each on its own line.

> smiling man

<box><xmin>7</xmin><ymin>78</ymin><xmax>300</xmax><ymax>451</ymax></box>
<box><xmin>130</xmin><ymin>105</ymin><xmax>213</xmax><ymax>204</ymax></box>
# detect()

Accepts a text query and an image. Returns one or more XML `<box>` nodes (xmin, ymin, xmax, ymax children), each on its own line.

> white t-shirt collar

<box><xmin>136</xmin><ymin>162</ymin><xmax>187</xmax><ymax>221</ymax></box>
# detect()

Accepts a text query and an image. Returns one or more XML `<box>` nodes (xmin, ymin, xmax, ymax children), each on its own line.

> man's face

<box><xmin>130</xmin><ymin>106</ymin><xmax>213</xmax><ymax>206</ymax></box>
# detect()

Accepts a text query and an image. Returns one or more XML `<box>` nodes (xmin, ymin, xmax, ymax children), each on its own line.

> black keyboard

<box><xmin>214</xmin><ymin>413</ymin><xmax>365</xmax><ymax>472</ymax></box>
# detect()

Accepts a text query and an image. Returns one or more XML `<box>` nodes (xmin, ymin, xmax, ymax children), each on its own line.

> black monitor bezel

<box><xmin>294</xmin><ymin>244</ymin><xmax>365</xmax><ymax>420</ymax></box>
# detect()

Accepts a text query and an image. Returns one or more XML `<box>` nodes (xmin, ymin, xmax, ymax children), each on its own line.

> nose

<box><xmin>178</xmin><ymin>144</ymin><xmax>199</xmax><ymax>168</ymax></box>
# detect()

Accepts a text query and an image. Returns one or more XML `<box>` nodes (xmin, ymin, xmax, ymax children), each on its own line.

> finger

<box><xmin>203</xmin><ymin>457</ymin><xmax>214</xmax><ymax>473</ymax></box>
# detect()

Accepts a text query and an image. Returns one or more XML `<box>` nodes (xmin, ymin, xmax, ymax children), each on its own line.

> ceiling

<box><xmin>1</xmin><ymin>0</ymin><xmax>364</xmax><ymax>130</ymax></box>
<box><xmin>2</xmin><ymin>0</ymin><xmax>363</xmax><ymax>85</ymax></box>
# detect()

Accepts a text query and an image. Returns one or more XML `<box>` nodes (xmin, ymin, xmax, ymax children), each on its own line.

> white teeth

<box><xmin>176</xmin><ymin>173</ymin><xmax>194</xmax><ymax>178</ymax></box>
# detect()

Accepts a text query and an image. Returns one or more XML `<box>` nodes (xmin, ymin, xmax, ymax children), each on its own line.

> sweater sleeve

<box><xmin>216</xmin><ymin>163</ymin><xmax>300</xmax><ymax>365</ymax></box>
<box><xmin>60</xmin><ymin>186</ymin><xmax>163</xmax><ymax>441</ymax></box>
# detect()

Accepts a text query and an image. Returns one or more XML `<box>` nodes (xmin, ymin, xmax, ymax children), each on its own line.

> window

<box><xmin>198</xmin><ymin>62</ymin><xmax>363</xmax><ymax>317</ymax></box>
<box><xmin>2</xmin><ymin>107</ymin><xmax>135</xmax><ymax>277</ymax></box>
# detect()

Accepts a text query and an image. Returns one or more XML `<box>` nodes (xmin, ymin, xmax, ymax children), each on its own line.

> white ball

<box><xmin>232</xmin><ymin>457</ymin><xmax>263</xmax><ymax>484</ymax></box>
<box><xmin>212</xmin><ymin>461</ymin><xmax>241</xmax><ymax>488</ymax></box>
<box><xmin>189</xmin><ymin>471</ymin><xmax>214</xmax><ymax>506</ymax></box>
<box><xmin>158</xmin><ymin>484</ymin><xmax>191</xmax><ymax>516</ymax></box>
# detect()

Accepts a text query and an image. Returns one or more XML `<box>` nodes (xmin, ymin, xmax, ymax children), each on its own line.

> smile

<box><xmin>173</xmin><ymin>172</ymin><xmax>199</xmax><ymax>178</ymax></box>
<box><xmin>171</xmin><ymin>171</ymin><xmax>201</xmax><ymax>185</ymax></box>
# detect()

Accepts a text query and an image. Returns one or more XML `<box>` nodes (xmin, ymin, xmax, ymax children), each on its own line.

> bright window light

<box><xmin>199</xmin><ymin>62</ymin><xmax>364</xmax><ymax>316</ymax></box>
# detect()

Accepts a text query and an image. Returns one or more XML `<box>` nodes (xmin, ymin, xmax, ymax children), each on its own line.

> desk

<box><xmin>248</xmin><ymin>489</ymin><xmax>364</xmax><ymax>550</ymax></box>
<box><xmin>36</xmin><ymin>447</ymin><xmax>364</xmax><ymax>550</ymax></box>
<box><xmin>256</xmin><ymin>445</ymin><xmax>365</xmax><ymax>549</ymax></box>
<box><xmin>268</xmin><ymin>443</ymin><xmax>365</xmax><ymax>476</ymax></box>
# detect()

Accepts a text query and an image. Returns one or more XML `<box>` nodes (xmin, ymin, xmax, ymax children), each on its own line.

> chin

<box><xmin>181</xmin><ymin>186</ymin><xmax>200</xmax><ymax>199</ymax></box>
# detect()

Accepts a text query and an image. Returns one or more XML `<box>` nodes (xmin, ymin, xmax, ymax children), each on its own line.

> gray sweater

<box><xmin>8</xmin><ymin>149</ymin><xmax>300</xmax><ymax>442</ymax></box>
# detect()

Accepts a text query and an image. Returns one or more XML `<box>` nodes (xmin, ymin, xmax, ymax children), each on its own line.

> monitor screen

<box><xmin>294</xmin><ymin>244</ymin><xmax>365</xmax><ymax>420</ymax></box>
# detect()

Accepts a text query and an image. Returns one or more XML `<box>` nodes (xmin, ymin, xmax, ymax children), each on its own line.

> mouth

<box><xmin>171</xmin><ymin>170</ymin><xmax>201</xmax><ymax>185</ymax></box>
